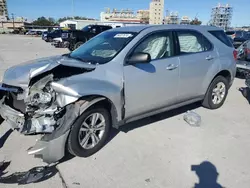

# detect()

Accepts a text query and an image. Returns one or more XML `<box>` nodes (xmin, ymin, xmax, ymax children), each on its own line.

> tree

<box><xmin>32</xmin><ymin>17</ymin><xmax>55</xmax><ymax>26</ymax></box>
<box><xmin>190</xmin><ymin>18</ymin><xmax>202</xmax><ymax>25</ymax></box>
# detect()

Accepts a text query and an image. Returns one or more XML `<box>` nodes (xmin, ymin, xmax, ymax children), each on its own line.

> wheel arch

<box><xmin>78</xmin><ymin>95</ymin><xmax>120</xmax><ymax>128</ymax></box>
<box><xmin>213</xmin><ymin>70</ymin><xmax>231</xmax><ymax>84</ymax></box>
<box><xmin>202</xmin><ymin>69</ymin><xmax>232</xmax><ymax>98</ymax></box>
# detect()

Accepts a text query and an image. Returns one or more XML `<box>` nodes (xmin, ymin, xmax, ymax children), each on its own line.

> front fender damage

<box><xmin>0</xmin><ymin>63</ymin><xmax>106</xmax><ymax>164</ymax></box>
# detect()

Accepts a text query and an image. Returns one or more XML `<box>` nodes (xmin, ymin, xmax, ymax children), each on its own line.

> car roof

<box><xmin>110</xmin><ymin>25</ymin><xmax>222</xmax><ymax>33</ymax></box>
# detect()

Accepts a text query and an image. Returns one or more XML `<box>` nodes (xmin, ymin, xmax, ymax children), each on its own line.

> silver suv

<box><xmin>0</xmin><ymin>25</ymin><xmax>236</xmax><ymax>163</ymax></box>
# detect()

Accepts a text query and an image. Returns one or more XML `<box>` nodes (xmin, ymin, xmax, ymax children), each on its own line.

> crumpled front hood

<box><xmin>2</xmin><ymin>55</ymin><xmax>96</xmax><ymax>88</ymax></box>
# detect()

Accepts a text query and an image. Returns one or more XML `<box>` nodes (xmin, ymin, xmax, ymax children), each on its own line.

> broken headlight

<box><xmin>25</xmin><ymin>74</ymin><xmax>55</xmax><ymax>109</ymax></box>
<box><xmin>28</xmin><ymin>90</ymin><xmax>53</xmax><ymax>106</ymax></box>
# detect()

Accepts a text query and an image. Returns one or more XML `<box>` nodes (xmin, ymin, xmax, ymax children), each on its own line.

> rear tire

<box><xmin>67</xmin><ymin>106</ymin><xmax>111</xmax><ymax>157</ymax></box>
<box><xmin>202</xmin><ymin>76</ymin><xmax>229</xmax><ymax>109</ymax></box>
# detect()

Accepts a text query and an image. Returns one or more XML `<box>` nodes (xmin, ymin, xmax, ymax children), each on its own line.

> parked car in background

<box><xmin>44</xmin><ymin>29</ymin><xmax>71</xmax><ymax>42</ymax></box>
<box><xmin>42</xmin><ymin>31</ymin><xmax>49</xmax><ymax>40</ymax></box>
<box><xmin>226</xmin><ymin>30</ymin><xmax>250</xmax><ymax>48</ymax></box>
<box><xmin>236</xmin><ymin>40</ymin><xmax>250</xmax><ymax>75</ymax></box>
<box><xmin>0</xmin><ymin>25</ymin><xmax>236</xmax><ymax>164</ymax></box>
<box><xmin>68</xmin><ymin>24</ymin><xmax>112</xmax><ymax>51</ymax></box>
<box><xmin>51</xmin><ymin>30</ymin><xmax>72</xmax><ymax>48</ymax></box>
<box><xmin>26</xmin><ymin>30</ymin><xmax>37</xmax><ymax>35</ymax></box>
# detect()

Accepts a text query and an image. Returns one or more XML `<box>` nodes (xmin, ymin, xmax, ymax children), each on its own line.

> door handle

<box><xmin>166</xmin><ymin>64</ymin><xmax>178</xmax><ymax>70</ymax></box>
<box><xmin>206</xmin><ymin>55</ymin><xmax>214</xmax><ymax>60</ymax></box>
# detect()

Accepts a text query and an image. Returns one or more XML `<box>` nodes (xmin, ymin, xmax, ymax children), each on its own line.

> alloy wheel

<box><xmin>212</xmin><ymin>82</ymin><xmax>226</xmax><ymax>105</ymax></box>
<box><xmin>78</xmin><ymin>113</ymin><xmax>106</xmax><ymax>149</ymax></box>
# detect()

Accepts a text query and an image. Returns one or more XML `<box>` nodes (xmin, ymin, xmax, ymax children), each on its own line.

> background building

<box><xmin>0</xmin><ymin>0</ymin><xmax>8</xmax><ymax>21</ymax></box>
<box><xmin>149</xmin><ymin>0</ymin><xmax>164</xmax><ymax>25</ymax></box>
<box><xmin>180</xmin><ymin>16</ymin><xmax>190</xmax><ymax>25</ymax></box>
<box><xmin>137</xmin><ymin>10</ymin><xmax>149</xmax><ymax>23</ymax></box>
<box><xmin>100</xmin><ymin>8</ymin><xmax>141</xmax><ymax>23</ymax></box>
<box><xmin>210</xmin><ymin>3</ymin><xmax>233</xmax><ymax>30</ymax></box>
<box><xmin>165</xmin><ymin>11</ymin><xmax>179</xmax><ymax>24</ymax></box>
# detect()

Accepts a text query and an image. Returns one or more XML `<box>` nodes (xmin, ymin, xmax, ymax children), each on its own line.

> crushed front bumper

<box><xmin>0</xmin><ymin>83</ymin><xmax>70</xmax><ymax>164</ymax></box>
<box><xmin>0</xmin><ymin>99</ymin><xmax>68</xmax><ymax>164</ymax></box>
<box><xmin>0</xmin><ymin>100</ymin><xmax>24</xmax><ymax>129</ymax></box>
<box><xmin>27</xmin><ymin>130</ymin><xmax>70</xmax><ymax>163</ymax></box>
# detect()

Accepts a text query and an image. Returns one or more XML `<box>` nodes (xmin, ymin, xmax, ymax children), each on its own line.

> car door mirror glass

<box><xmin>127</xmin><ymin>52</ymin><xmax>151</xmax><ymax>65</ymax></box>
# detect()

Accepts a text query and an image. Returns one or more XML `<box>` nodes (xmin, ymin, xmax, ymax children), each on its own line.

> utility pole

<box><xmin>11</xmin><ymin>13</ymin><xmax>15</xmax><ymax>29</ymax></box>
<box><xmin>71</xmin><ymin>0</ymin><xmax>75</xmax><ymax>19</ymax></box>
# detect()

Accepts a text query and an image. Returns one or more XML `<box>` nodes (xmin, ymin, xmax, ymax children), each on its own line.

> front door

<box><xmin>123</xmin><ymin>31</ymin><xmax>180</xmax><ymax>119</ymax></box>
<box><xmin>176</xmin><ymin>30</ymin><xmax>217</xmax><ymax>101</ymax></box>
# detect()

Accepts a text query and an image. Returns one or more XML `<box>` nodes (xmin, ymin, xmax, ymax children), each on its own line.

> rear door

<box><xmin>176</xmin><ymin>30</ymin><xmax>217</xmax><ymax>102</ymax></box>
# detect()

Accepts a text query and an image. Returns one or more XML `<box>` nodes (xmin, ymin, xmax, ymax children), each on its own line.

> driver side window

<box><xmin>133</xmin><ymin>32</ymin><xmax>173</xmax><ymax>60</ymax></box>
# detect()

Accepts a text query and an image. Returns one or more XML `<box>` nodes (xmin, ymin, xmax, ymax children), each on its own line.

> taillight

<box><xmin>232</xmin><ymin>34</ymin><xmax>236</xmax><ymax>39</ymax></box>
<box><xmin>233</xmin><ymin>50</ymin><xmax>237</xmax><ymax>60</ymax></box>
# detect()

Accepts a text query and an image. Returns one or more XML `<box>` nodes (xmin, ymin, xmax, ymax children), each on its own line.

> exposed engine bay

<box><xmin>0</xmin><ymin>61</ymin><xmax>101</xmax><ymax>163</ymax></box>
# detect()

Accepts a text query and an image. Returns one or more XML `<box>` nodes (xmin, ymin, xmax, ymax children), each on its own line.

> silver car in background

<box><xmin>0</xmin><ymin>25</ymin><xmax>236</xmax><ymax>163</ymax></box>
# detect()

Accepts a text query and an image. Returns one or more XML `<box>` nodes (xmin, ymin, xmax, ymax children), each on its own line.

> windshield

<box><xmin>81</xmin><ymin>25</ymin><xmax>91</xmax><ymax>32</ymax></box>
<box><xmin>70</xmin><ymin>31</ymin><xmax>136</xmax><ymax>64</ymax></box>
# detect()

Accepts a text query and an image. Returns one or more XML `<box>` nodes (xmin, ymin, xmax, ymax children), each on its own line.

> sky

<box><xmin>7</xmin><ymin>0</ymin><xmax>250</xmax><ymax>26</ymax></box>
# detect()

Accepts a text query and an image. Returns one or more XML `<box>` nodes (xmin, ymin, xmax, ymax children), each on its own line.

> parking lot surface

<box><xmin>0</xmin><ymin>35</ymin><xmax>250</xmax><ymax>188</ymax></box>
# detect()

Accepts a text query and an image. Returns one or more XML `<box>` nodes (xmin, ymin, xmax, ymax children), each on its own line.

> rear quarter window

<box><xmin>209</xmin><ymin>30</ymin><xmax>234</xmax><ymax>47</ymax></box>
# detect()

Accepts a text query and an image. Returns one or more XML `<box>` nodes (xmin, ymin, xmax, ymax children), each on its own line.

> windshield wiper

<box><xmin>63</xmin><ymin>53</ymin><xmax>97</xmax><ymax>64</ymax></box>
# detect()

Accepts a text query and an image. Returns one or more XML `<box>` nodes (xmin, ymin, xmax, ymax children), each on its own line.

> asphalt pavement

<box><xmin>0</xmin><ymin>34</ymin><xmax>250</xmax><ymax>188</ymax></box>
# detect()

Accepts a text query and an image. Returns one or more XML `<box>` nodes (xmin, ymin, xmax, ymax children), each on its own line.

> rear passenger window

<box><xmin>209</xmin><ymin>30</ymin><xmax>234</xmax><ymax>47</ymax></box>
<box><xmin>177</xmin><ymin>31</ymin><xmax>212</xmax><ymax>54</ymax></box>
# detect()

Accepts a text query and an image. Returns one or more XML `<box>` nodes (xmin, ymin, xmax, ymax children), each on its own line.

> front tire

<box><xmin>202</xmin><ymin>76</ymin><xmax>229</xmax><ymax>109</ymax></box>
<box><xmin>67</xmin><ymin>107</ymin><xmax>111</xmax><ymax>157</ymax></box>
<box><xmin>74</xmin><ymin>41</ymin><xmax>84</xmax><ymax>50</ymax></box>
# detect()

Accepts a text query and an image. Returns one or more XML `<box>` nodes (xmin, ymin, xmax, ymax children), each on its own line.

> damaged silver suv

<box><xmin>0</xmin><ymin>25</ymin><xmax>236</xmax><ymax>163</ymax></box>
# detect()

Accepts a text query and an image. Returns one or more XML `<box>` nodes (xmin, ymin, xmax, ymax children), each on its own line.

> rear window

<box><xmin>209</xmin><ymin>30</ymin><xmax>233</xmax><ymax>47</ymax></box>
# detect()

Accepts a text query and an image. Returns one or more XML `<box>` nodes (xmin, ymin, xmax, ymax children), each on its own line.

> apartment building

<box><xmin>0</xmin><ymin>0</ymin><xmax>8</xmax><ymax>21</ymax></box>
<box><xmin>149</xmin><ymin>0</ymin><xmax>164</xmax><ymax>25</ymax></box>
<box><xmin>100</xmin><ymin>8</ymin><xmax>149</xmax><ymax>23</ymax></box>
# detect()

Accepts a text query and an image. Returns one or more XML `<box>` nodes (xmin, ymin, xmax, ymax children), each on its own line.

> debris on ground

<box><xmin>145</xmin><ymin>178</ymin><xmax>151</xmax><ymax>183</ymax></box>
<box><xmin>183</xmin><ymin>111</ymin><xmax>201</xmax><ymax>127</ymax></box>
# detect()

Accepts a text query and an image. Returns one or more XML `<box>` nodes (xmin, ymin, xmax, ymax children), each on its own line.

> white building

<box><xmin>180</xmin><ymin>16</ymin><xmax>191</xmax><ymax>25</ymax></box>
<box><xmin>165</xmin><ymin>11</ymin><xmax>179</xmax><ymax>24</ymax></box>
<box><xmin>149</xmin><ymin>0</ymin><xmax>164</xmax><ymax>25</ymax></box>
<box><xmin>100</xmin><ymin>8</ymin><xmax>142</xmax><ymax>23</ymax></box>
<box><xmin>59</xmin><ymin>20</ymin><xmax>146</xmax><ymax>30</ymax></box>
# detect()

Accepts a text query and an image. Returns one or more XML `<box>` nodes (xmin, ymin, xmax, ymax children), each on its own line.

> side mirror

<box><xmin>127</xmin><ymin>52</ymin><xmax>151</xmax><ymax>65</ymax></box>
